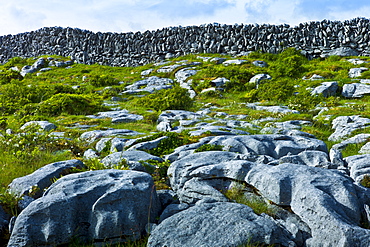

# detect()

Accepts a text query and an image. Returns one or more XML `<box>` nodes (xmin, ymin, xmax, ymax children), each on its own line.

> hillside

<box><xmin>0</xmin><ymin>48</ymin><xmax>370</xmax><ymax>246</ymax></box>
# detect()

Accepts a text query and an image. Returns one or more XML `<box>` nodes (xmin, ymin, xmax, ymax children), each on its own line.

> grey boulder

<box><xmin>8</xmin><ymin>170</ymin><xmax>160</xmax><ymax>246</ymax></box>
<box><xmin>246</xmin><ymin>163</ymin><xmax>370</xmax><ymax>247</ymax></box>
<box><xmin>324</xmin><ymin>47</ymin><xmax>359</xmax><ymax>57</ymax></box>
<box><xmin>168</xmin><ymin>151</ymin><xmax>256</xmax><ymax>204</ymax></box>
<box><xmin>348</xmin><ymin>67</ymin><xmax>368</xmax><ymax>78</ymax></box>
<box><xmin>148</xmin><ymin>202</ymin><xmax>294</xmax><ymax>247</ymax></box>
<box><xmin>80</xmin><ymin>129</ymin><xmax>143</xmax><ymax>143</ymax></box>
<box><xmin>87</xmin><ymin>110</ymin><xmax>144</xmax><ymax>123</ymax></box>
<box><xmin>20</xmin><ymin>121</ymin><xmax>57</xmax><ymax>131</ymax></box>
<box><xmin>345</xmin><ymin>154</ymin><xmax>370</xmax><ymax>183</ymax></box>
<box><xmin>249</xmin><ymin>74</ymin><xmax>272</xmax><ymax>85</ymax></box>
<box><xmin>101</xmin><ymin>150</ymin><xmax>162</xmax><ymax>172</ymax></box>
<box><xmin>328</xmin><ymin>115</ymin><xmax>370</xmax><ymax>141</ymax></box>
<box><xmin>311</xmin><ymin>81</ymin><xmax>338</xmax><ymax>97</ymax></box>
<box><xmin>123</xmin><ymin>76</ymin><xmax>173</xmax><ymax>94</ymax></box>
<box><xmin>252</xmin><ymin>60</ymin><xmax>268</xmax><ymax>67</ymax></box>
<box><xmin>8</xmin><ymin>159</ymin><xmax>85</xmax><ymax>199</ymax></box>
<box><xmin>342</xmin><ymin>83</ymin><xmax>370</xmax><ymax>98</ymax></box>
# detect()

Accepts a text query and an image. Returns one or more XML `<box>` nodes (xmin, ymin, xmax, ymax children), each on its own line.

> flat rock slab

<box><xmin>8</xmin><ymin>159</ymin><xmax>85</xmax><ymax>199</ymax></box>
<box><xmin>101</xmin><ymin>150</ymin><xmax>163</xmax><ymax>172</ymax></box>
<box><xmin>20</xmin><ymin>121</ymin><xmax>57</xmax><ymax>131</ymax></box>
<box><xmin>246</xmin><ymin>163</ymin><xmax>370</xmax><ymax>247</ymax></box>
<box><xmin>123</xmin><ymin>76</ymin><xmax>174</xmax><ymax>94</ymax></box>
<box><xmin>167</xmin><ymin>134</ymin><xmax>327</xmax><ymax>162</ymax></box>
<box><xmin>87</xmin><ymin>110</ymin><xmax>144</xmax><ymax>123</ymax></box>
<box><xmin>148</xmin><ymin>202</ymin><xmax>294</xmax><ymax>247</ymax></box>
<box><xmin>311</xmin><ymin>81</ymin><xmax>338</xmax><ymax>97</ymax></box>
<box><xmin>247</xmin><ymin>103</ymin><xmax>299</xmax><ymax>114</ymax></box>
<box><xmin>342</xmin><ymin>83</ymin><xmax>370</xmax><ymax>98</ymax></box>
<box><xmin>80</xmin><ymin>129</ymin><xmax>143</xmax><ymax>143</ymax></box>
<box><xmin>345</xmin><ymin>154</ymin><xmax>370</xmax><ymax>183</ymax></box>
<box><xmin>329</xmin><ymin>115</ymin><xmax>370</xmax><ymax>142</ymax></box>
<box><xmin>8</xmin><ymin>170</ymin><xmax>160</xmax><ymax>247</ymax></box>
<box><xmin>157</xmin><ymin>110</ymin><xmax>204</xmax><ymax>123</ymax></box>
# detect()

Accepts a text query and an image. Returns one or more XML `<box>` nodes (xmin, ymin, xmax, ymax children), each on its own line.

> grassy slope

<box><xmin>0</xmin><ymin>50</ymin><xmax>370</xmax><ymax>246</ymax></box>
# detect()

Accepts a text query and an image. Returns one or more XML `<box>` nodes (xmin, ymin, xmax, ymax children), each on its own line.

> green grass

<box><xmin>223</xmin><ymin>182</ymin><xmax>277</xmax><ymax>217</ymax></box>
<box><xmin>2</xmin><ymin>51</ymin><xmax>370</xmax><ymax>246</ymax></box>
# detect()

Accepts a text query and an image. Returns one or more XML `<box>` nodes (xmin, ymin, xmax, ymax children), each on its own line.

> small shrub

<box><xmin>88</xmin><ymin>74</ymin><xmax>118</xmax><ymax>87</ymax></box>
<box><xmin>134</xmin><ymin>86</ymin><xmax>193</xmax><ymax>111</ymax></box>
<box><xmin>271</xmin><ymin>48</ymin><xmax>307</xmax><ymax>78</ymax></box>
<box><xmin>0</xmin><ymin>190</ymin><xmax>22</xmax><ymax>216</ymax></box>
<box><xmin>361</xmin><ymin>175</ymin><xmax>370</xmax><ymax>188</ymax></box>
<box><xmin>256</xmin><ymin>78</ymin><xmax>295</xmax><ymax>103</ymax></box>
<box><xmin>37</xmin><ymin>93</ymin><xmax>106</xmax><ymax>116</ymax></box>
<box><xmin>0</xmin><ymin>70</ymin><xmax>23</xmax><ymax>84</ymax></box>
<box><xmin>194</xmin><ymin>144</ymin><xmax>223</xmax><ymax>152</ymax></box>
<box><xmin>223</xmin><ymin>182</ymin><xmax>276</xmax><ymax>217</ymax></box>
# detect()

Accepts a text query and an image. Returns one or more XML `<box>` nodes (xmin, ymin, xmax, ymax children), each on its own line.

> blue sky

<box><xmin>0</xmin><ymin>0</ymin><xmax>370</xmax><ymax>36</ymax></box>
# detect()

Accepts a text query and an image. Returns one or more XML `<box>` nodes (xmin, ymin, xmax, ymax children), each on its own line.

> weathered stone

<box><xmin>101</xmin><ymin>150</ymin><xmax>162</xmax><ymax>172</ymax></box>
<box><xmin>222</xmin><ymin>59</ymin><xmax>246</xmax><ymax>66</ymax></box>
<box><xmin>141</xmin><ymin>69</ymin><xmax>154</xmax><ymax>76</ymax></box>
<box><xmin>342</xmin><ymin>83</ymin><xmax>370</xmax><ymax>98</ymax></box>
<box><xmin>252</xmin><ymin>60</ymin><xmax>268</xmax><ymax>67</ymax></box>
<box><xmin>148</xmin><ymin>202</ymin><xmax>294</xmax><ymax>247</ymax></box>
<box><xmin>249</xmin><ymin>74</ymin><xmax>272</xmax><ymax>85</ymax></box>
<box><xmin>87</xmin><ymin>110</ymin><xmax>144</xmax><ymax>123</ymax></box>
<box><xmin>332</xmin><ymin>133</ymin><xmax>370</xmax><ymax>150</ymax></box>
<box><xmin>329</xmin><ymin>115</ymin><xmax>370</xmax><ymax>141</ymax></box>
<box><xmin>8</xmin><ymin>159</ymin><xmax>85</xmax><ymax>198</ymax></box>
<box><xmin>157</xmin><ymin>110</ymin><xmax>203</xmax><ymax>123</ymax></box>
<box><xmin>8</xmin><ymin>170</ymin><xmax>160</xmax><ymax>246</ymax></box>
<box><xmin>246</xmin><ymin>163</ymin><xmax>370</xmax><ymax>247</ymax></box>
<box><xmin>210</xmin><ymin>77</ymin><xmax>229</xmax><ymax>87</ymax></box>
<box><xmin>209</xmin><ymin>57</ymin><xmax>226</xmax><ymax>64</ymax></box>
<box><xmin>247</xmin><ymin>103</ymin><xmax>299</xmax><ymax>114</ymax></box>
<box><xmin>311</xmin><ymin>81</ymin><xmax>338</xmax><ymax>97</ymax></box>
<box><xmin>345</xmin><ymin>154</ymin><xmax>370</xmax><ymax>183</ymax></box>
<box><xmin>349</xmin><ymin>67</ymin><xmax>368</xmax><ymax>78</ymax></box>
<box><xmin>324</xmin><ymin>47</ymin><xmax>359</xmax><ymax>57</ymax></box>
<box><xmin>83</xmin><ymin>149</ymin><xmax>99</xmax><ymax>160</ymax></box>
<box><xmin>127</xmin><ymin>136</ymin><xmax>168</xmax><ymax>152</ymax></box>
<box><xmin>156</xmin><ymin>121</ymin><xmax>172</xmax><ymax>132</ymax></box>
<box><xmin>20</xmin><ymin>121</ymin><xmax>57</xmax><ymax>132</ymax></box>
<box><xmin>123</xmin><ymin>76</ymin><xmax>173</xmax><ymax>94</ymax></box>
<box><xmin>80</xmin><ymin>129</ymin><xmax>142</xmax><ymax>143</ymax></box>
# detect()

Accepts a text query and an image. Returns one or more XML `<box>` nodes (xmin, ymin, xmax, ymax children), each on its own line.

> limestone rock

<box><xmin>342</xmin><ymin>83</ymin><xmax>370</xmax><ymax>98</ymax></box>
<box><xmin>222</xmin><ymin>59</ymin><xmax>246</xmax><ymax>66</ymax></box>
<box><xmin>8</xmin><ymin>170</ymin><xmax>160</xmax><ymax>246</ymax></box>
<box><xmin>325</xmin><ymin>47</ymin><xmax>359</xmax><ymax>57</ymax></box>
<box><xmin>210</xmin><ymin>77</ymin><xmax>229</xmax><ymax>87</ymax></box>
<box><xmin>311</xmin><ymin>81</ymin><xmax>338</xmax><ymax>97</ymax></box>
<box><xmin>80</xmin><ymin>129</ymin><xmax>143</xmax><ymax>143</ymax></box>
<box><xmin>246</xmin><ymin>163</ymin><xmax>370</xmax><ymax>247</ymax></box>
<box><xmin>329</xmin><ymin>115</ymin><xmax>370</xmax><ymax>141</ymax></box>
<box><xmin>345</xmin><ymin>154</ymin><xmax>370</xmax><ymax>183</ymax></box>
<box><xmin>123</xmin><ymin>76</ymin><xmax>174</xmax><ymax>94</ymax></box>
<box><xmin>348</xmin><ymin>67</ymin><xmax>368</xmax><ymax>78</ymax></box>
<box><xmin>249</xmin><ymin>74</ymin><xmax>272</xmax><ymax>85</ymax></box>
<box><xmin>148</xmin><ymin>202</ymin><xmax>294</xmax><ymax>247</ymax></box>
<box><xmin>8</xmin><ymin>159</ymin><xmax>85</xmax><ymax>199</ymax></box>
<box><xmin>20</xmin><ymin>121</ymin><xmax>57</xmax><ymax>132</ymax></box>
<box><xmin>252</xmin><ymin>60</ymin><xmax>268</xmax><ymax>67</ymax></box>
<box><xmin>101</xmin><ymin>150</ymin><xmax>162</xmax><ymax>172</ymax></box>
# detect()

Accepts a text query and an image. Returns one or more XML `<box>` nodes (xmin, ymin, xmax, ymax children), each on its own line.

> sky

<box><xmin>0</xmin><ymin>0</ymin><xmax>370</xmax><ymax>36</ymax></box>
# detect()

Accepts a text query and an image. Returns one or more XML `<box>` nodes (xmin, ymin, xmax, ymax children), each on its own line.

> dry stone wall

<box><xmin>1</xmin><ymin>17</ymin><xmax>370</xmax><ymax>66</ymax></box>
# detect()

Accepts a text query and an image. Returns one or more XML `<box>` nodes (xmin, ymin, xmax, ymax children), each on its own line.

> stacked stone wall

<box><xmin>1</xmin><ymin>17</ymin><xmax>370</xmax><ymax>66</ymax></box>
